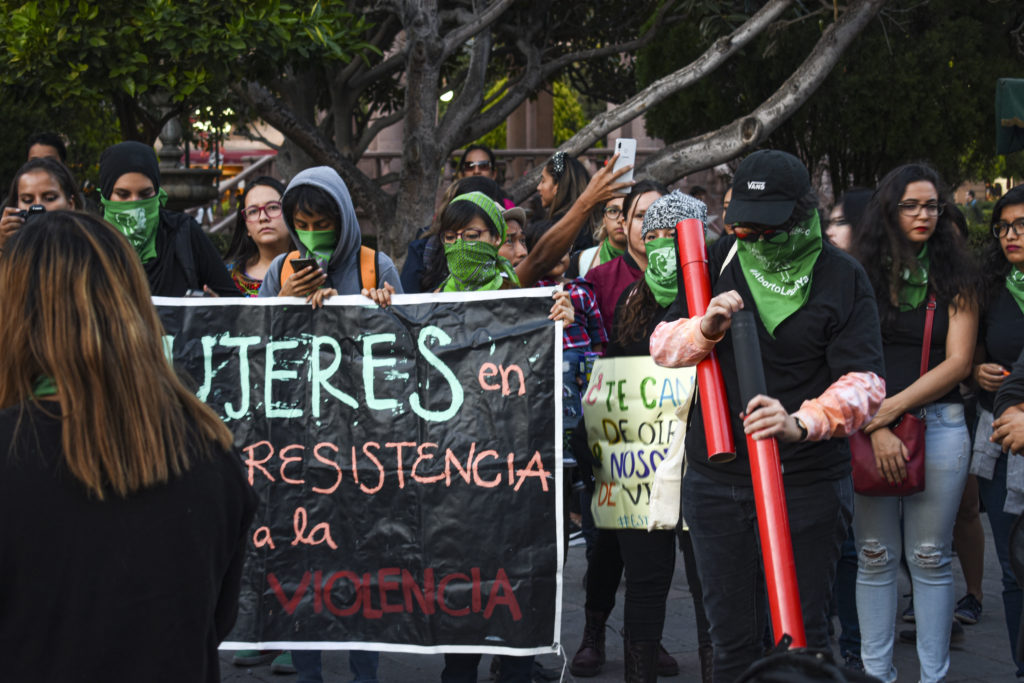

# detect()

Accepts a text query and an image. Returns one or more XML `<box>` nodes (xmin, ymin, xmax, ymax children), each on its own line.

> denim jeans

<box><xmin>292</xmin><ymin>650</ymin><xmax>380</xmax><ymax>683</ymax></box>
<box><xmin>854</xmin><ymin>402</ymin><xmax>970</xmax><ymax>683</ymax></box>
<box><xmin>682</xmin><ymin>466</ymin><xmax>852</xmax><ymax>683</ymax></box>
<box><xmin>974</xmin><ymin>408</ymin><xmax>1024</xmax><ymax>676</ymax></box>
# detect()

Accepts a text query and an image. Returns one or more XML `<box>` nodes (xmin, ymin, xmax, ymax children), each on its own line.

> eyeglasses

<box><xmin>242</xmin><ymin>201</ymin><xmax>283</xmax><ymax>222</ymax></box>
<box><xmin>992</xmin><ymin>218</ymin><xmax>1024</xmax><ymax>239</ymax></box>
<box><xmin>733</xmin><ymin>224</ymin><xmax>790</xmax><ymax>244</ymax></box>
<box><xmin>461</xmin><ymin>160</ymin><xmax>492</xmax><ymax>172</ymax></box>
<box><xmin>442</xmin><ymin>228</ymin><xmax>487</xmax><ymax>243</ymax></box>
<box><xmin>896</xmin><ymin>201</ymin><xmax>943</xmax><ymax>217</ymax></box>
<box><xmin>604</xmin><ymin>206</ymin><xmax>623</xmax><ymax>219</ymax></box>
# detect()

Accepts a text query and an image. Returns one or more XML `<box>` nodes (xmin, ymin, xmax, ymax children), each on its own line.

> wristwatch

<box><xmin>793</xmin><ymin>416</ymin><xmax>808</xmax><ymax>442</ymax></box>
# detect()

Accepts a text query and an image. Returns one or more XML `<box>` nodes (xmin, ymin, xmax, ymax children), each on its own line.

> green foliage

<box><xmin>0</xmin><ymin>92</ymin><xmax>119</xmax><ymax>200</ymax></box>
<box><xmin>0</xmin><ymin>1</ymin><xmax>377</xmax><ymax>141</ymax></box>
<box><xmin>553</xmin><ymin>78</ymin><xmax>586</xmax><ymax>146</ymax></box>
<box><xmin>637</xmin><ymin>0</ymin><xmax>1024</xmax><ymax>193</ymax></box>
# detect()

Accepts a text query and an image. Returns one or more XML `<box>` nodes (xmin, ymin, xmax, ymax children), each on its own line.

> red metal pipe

<box><xmin>675</xmin><ymin>219</ymin><xmax>735</xmax><ymax>463</ymax></box>
<box><xmin>746</xmin><ymin>433</ymin><xmax>807</xmax><ymax>648</ymax></box>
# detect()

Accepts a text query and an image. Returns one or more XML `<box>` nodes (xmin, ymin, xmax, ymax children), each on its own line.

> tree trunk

<box><xmin>380</xmin><ymin>0</ymin><xmax>446</xmax><ymax>262</ymax></box>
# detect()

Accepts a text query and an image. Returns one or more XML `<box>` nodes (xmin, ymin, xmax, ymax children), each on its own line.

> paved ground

<box><xmin>221</xmin><ymin>518</ymin><xmax>1019</xmax><ymax>682</ymax></box>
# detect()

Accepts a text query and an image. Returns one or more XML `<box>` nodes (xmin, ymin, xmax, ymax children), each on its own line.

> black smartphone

<box><xmin>290</xmin><ymin>257</ymin><xmax>319</xmax><ymax>272</ymax></box>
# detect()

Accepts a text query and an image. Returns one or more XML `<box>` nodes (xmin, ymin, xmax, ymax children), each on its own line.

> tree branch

<box><xmin>233</xmin><ymin>80</ymin><xmax>394</xmax><ymax>226</ymax></box>
<box><xmin>505</xmin><ymin>0</ymin><xmax>796</xmax><ymax>200</ymax></box>
<box><xmin>440</xmin><ymin>0</ymin><xmax>516</xmax><ymax>60</ymax></box>
<box><xmin>354</xmin><ymin>108</ymin><xmax>406</xmax><ymax>158</ymax></box>
<box><xmin>638</xmin><ymin>0</ymin><xmax>889</xmax><ymax>183</ymax></box>
<box><xmin>437</xmin><ymin>22</ymin><xmax>492</xmax><ymax>150</ymax></box>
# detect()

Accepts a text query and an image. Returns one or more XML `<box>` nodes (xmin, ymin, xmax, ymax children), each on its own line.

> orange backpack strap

<box><xmin>360</xmin><ymin>245</ymin><xmax>378</xmax><ymax>290</ymax></box>
<box><xmin>278</xmin><ymin>250</ymin><xmax>302</xmax><ymax>287</ymax></box>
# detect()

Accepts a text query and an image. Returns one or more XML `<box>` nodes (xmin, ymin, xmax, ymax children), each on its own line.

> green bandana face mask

<box><xmin>644</xmin><ymin>237</ymin><xmax>678</xmax><ymax>307</ymax></box>
<box><xmin>442</xmin><ymin>240</ymin><xmax>519</xmax><ymax>292</ymax></box>
<box><xmin>100</xmin><ymin>187</ymin><xmax>167</xmax><ymax>262</ymax></box>
<box><xmin>1005</xmin><ymin>266</ymin><xmax>1024</xmax><ymax>317</ymax></box>
<box><xmin>897</xmin><ymin>243</ymin><xmax>930</xmax><ymax>311</ymax></box>
<box><xmin>735</xmin><ymin>211</ymin><xmax>823</xmax><ymax>337</ymax></box>
<box><xmin>295</xmin><ymin>228</ymin><xmax>337</xmax><ymax>265</ymax></box>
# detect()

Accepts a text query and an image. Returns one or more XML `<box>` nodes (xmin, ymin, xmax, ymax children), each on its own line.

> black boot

<box><xmin>623</xmin><ymin>635</ymin><xmax>658</xmax><ymax>683</ymax></box>
<box><xmin>570</xmin><ymin>609</ymin><xmax>608</xmax><ymax>677</ymax></box>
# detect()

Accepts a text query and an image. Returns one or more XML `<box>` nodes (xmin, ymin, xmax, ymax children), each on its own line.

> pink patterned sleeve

<box><xmin>793</xmin><ymin>371</ymin><xmax>886</xmax><ymax>441</ymax></box>
<box><xmin>650</xmin><ymin>316</ymin><xmax>722</xmax><ymax>368</ymax></box>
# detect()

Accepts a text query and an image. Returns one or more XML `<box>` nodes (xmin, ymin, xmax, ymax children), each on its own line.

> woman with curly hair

<box><xmin>851</xmin><ymin>162</ymin><xmax>979</xmax><ymax>683</ymax></box>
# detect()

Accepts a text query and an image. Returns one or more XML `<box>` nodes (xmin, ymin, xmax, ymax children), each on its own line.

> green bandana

<box><xmin>295</xmin><ymin>228</ymin><xmax>337</xmax><ymax>265</ymax></box>
<box><xmin>598</xmin><ymin>238</ymin><xmax>625</xmax><ymax>265</ymax></box>
<box><xmin>100</xmin><ymin>187</ymin><xmax>168</xmax><ymax>262</ymax></box>
<box><xmin>644</xmin><ymin>237</ymin><xmax>678</xmax><ymax>307</ymax></box>
<box><xmin>898</xmin><ymin>244</ymin><xmax>930</xmax><ymax>311</ymax></box>
<box><xmin>1006</xmin><ymin>266</ymin><xmax>1024</xmax><ymax>317</ymax></box>
<box><xmin>441</xmin><ymin>240</ymin><xmax>519</xmax><ymax>292</ymax></box>
<box><xmin>736</xmin><ymin>211</ymin><xmax>823</xmax><ymax>336</ymax></box>
<box><xmin>33</xmin><ymin>375</ymin><xmax>57</xmax><ymax>397</ymax></box>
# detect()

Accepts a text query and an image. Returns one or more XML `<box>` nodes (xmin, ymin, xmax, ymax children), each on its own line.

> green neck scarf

<box><xmin>295</xmin><ymin>228</ymin><xmax>337</xmax><ymax>264</ymax></box>
<box><xmin>100</xmin><ymin>187</ymin><xmax>168</xmax><ymax>262</ymax></box>
<box><xmin>441</xmin><ymin>241</ymin><xmax>519</xmax><ymax>292</ymax></box>
<box><xmin>598</xmin><ymin>238</ymin><xmax>625</xmax><ymax>265</ymax></box>
<box><xmin>1006</xmin><ymin>266</ymin><xmax>1024</xmax><ymax>317</ymax></box>
<box><xmin>33</xmin><ymin>375</ymin><xmax>57</xmax><ymax>397</ymax></box>
<box><xmin>644</xmin><ymin>237</ymin><xmax>678</xmax><ymax>307</ymax></box>
<box><xmin>735</xmin><ymin>211</ymin><xmax>823</xmax><ymax>336</ymax></box>
<box><xmin>898</xmin><ymin>244</ymin><xmax>930</xmax><ymax>311</ymax></box>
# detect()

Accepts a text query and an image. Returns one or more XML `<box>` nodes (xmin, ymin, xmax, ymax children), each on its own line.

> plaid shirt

<box><xmin>537</xmin><ymin>278</ymin><xmax>608</xmax><ymax>351</ymax></box>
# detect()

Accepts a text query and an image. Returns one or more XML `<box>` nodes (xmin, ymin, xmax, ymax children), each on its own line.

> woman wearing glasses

<box><xmin>573</xmin><ymin>196</ymin><xmax>627</xmax><ymax>278</ymax></box>
<box><xmin>969</xmin><ymin>185</ymin><xmax>1024</xmax><ymax>678</ymax></box>
<box><xmin>223</xmin><ymin>177</ymin><xmax>293</xmax><ymax>296</ymax></box>
<box><xmin>456</xmin><ymin>144</ymin><xmax>498</xmax><ymax>181</ymax></box>
<box><xmin>851</xmin><ymin>163</ymin><xmax>979</xmax><ymax>683</ymax></box>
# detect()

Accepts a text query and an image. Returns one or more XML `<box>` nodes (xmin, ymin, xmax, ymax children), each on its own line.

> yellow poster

<box><xmin>582</xmin><ymin>356</ymin><xmax>696</xmax><ymax>530</ymax></box>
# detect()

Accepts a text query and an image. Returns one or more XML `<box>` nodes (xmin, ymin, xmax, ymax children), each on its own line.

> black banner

<box><xmin>155</xmin><ymin>290</ymin><xmax>562</xmax><ymax>654</ymax></box>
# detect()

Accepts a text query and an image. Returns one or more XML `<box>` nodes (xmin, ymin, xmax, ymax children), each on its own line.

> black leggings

<box><xmin>584</xmin><ymin>528</ymin><xmax>709</xmax><ymax>645</ymax></box>
<box><xmin>584</xmin><ymin>528</ymin><xmax>675</xmax><ymax>641</ymax></box>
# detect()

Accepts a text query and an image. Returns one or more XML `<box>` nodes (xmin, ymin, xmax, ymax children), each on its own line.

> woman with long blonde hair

<box><xmin>0</xmin><ymin>211</ymin><xmax>254</xmax><ymax>682</ymax></box>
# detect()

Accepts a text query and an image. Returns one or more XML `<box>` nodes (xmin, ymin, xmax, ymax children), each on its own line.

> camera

<box><xmin>16</xmin><ymin>204</ymin><xmax>45</xmax><ymax>219</ymax></box>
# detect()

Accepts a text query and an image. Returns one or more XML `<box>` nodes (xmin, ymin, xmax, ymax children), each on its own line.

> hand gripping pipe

<box><xmin>731</xmin><ymin>310</ymin><xmax>806</xmax><ymax>648</ymax></box>
<box><xmin>675</xmin><ymin>219</ymin><xmax>735</xmax><ymax>462</ymax></box>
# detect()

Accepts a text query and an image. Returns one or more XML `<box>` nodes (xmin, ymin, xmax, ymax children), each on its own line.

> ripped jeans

<box><xmin>853</xmin><ymin>402</ymin><xmax>970</xmax><ymax>683</ymax></box>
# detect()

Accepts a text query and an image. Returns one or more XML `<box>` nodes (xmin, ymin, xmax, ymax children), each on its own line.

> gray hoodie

<box><xmin>258</xmin><ymin>166</ymin><xmax>402</xmax><ymax>296</ymax></box>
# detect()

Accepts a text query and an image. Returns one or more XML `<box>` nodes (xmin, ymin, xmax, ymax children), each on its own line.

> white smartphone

<box><xmin>612</xmin><ymin>138</ymin><xmax>636</xmax><ymax>187</ymax></box>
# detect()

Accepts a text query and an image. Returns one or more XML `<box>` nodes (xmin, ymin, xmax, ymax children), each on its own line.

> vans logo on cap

<box><xmin>747</xmin><ymin>181</ymin><xmax>766</xmax><ymax>191</ymax></box>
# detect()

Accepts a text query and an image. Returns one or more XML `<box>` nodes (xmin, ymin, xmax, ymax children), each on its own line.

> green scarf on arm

<box><xmin>1006</xmin><ymin>266</ymin><xmax>1024</xmax><ymax>316</ymax></box>
<box><xmin>897</xmin><ymin>244</ymin><xmax>930</xmax><ymax>311</ymax></box>
<box><xmin>598</xmin><ymin>239</ymin><xmax>625</xmax><ymax>265</ymax></box>
<box><xmin>100</xmin><ymin>187</ymin><xmax>168</xmax><ymax>262</ymax></box>
<box><xmin>643</xmin><ymin>237</ymin><xmax>678</xmax><ymax>307</ymax></box>
<box><xmin>735</xmin><ymin>211</ymin><xmax>823</xmax><ymax>337</ymax></box>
